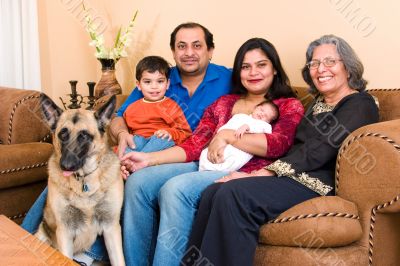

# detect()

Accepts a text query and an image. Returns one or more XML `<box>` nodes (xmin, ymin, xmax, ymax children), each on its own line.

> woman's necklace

<box><xmin>312</xmin><ymin>95</ymin><xmax>334</xmax><ymax>115</ymax></box>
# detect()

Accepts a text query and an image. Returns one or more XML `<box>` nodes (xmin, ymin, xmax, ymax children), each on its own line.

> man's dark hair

<box><xmin>170</xmin><ymin>22</ymin><xmax>215</xmax><ymax>51</ymax></box>
<box><xmin>135</xmin><ymin>56</ymin><xmax>171</xmax><ymax>81</ymax></box>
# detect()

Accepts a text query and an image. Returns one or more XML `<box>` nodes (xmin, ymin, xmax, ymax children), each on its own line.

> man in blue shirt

<box><xmin>110</xmin><ymin>22</ymin><xmax>232</xmax><ymax>158</ymax></box>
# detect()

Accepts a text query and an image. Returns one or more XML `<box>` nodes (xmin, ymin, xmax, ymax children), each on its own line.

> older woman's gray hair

<box><xmin>301</xmin><ymin>34</ymin><xmax>367</xmax><ymax>93</ymax></box>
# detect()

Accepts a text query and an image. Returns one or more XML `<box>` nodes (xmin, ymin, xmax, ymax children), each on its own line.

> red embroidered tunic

<box><xmin>178</xmin><ymin>94</ymin><xmax>304</xmax><ymax>173</ymax></box>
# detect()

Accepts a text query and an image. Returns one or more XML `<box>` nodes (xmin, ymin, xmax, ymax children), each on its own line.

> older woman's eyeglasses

<box><xmin>306</xmin><ymin>57</ymin><xmax>343</xmax><ymax>69</ymax></box>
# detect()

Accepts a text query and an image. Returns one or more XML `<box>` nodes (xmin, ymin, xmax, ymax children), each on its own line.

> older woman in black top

<box><xmin>183</xmin><ymin>35</ymin><xmax>379</xmax><ymax>266</ymax></box>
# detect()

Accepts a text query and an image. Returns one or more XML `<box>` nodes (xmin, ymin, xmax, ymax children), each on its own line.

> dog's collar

<box><xmin>73</xmin><ymin>167</ymin><xmax>98</xmax><ymax>192</ymax></box>
<box><xmin>73</xmin><ymin>167</ymin><xmax>98</xmax><ymax>179</ymax></box>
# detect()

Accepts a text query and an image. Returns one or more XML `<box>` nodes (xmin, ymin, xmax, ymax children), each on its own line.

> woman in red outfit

<box><xmin>120</xmin><ymin>38</ymin><xmax>304</xmax><ymax>266</ymax></box>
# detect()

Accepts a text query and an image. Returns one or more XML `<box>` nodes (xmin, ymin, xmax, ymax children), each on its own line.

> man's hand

<box><xmin>120</xmin><ymin>151</ymin><xmax>150</xmax><ymax>179</ymax></box>
<box><xmin>117</xmin><ymin>131</ymin><xmax>135</xmax><ymax>159</ymax></box>
<box><xmin>154</xmin><ymin>130</ymin><xmax>172</xmax><ymax>141</ymax></box>
<box><xmin>235</xmin><ymin>124</ymin><xmax>250</xmax><ymax>139</ymax></box>
<box><xmin>121</xmin><ymin>165</ymin><xmax>131</xmax><ymax>180</ymax></box>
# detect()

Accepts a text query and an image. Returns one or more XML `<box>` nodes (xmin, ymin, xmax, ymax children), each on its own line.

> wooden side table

<box><xmin>0</xmin><ymin>215</ymin><xmax>77</xmax><ymax>265</ymax></box>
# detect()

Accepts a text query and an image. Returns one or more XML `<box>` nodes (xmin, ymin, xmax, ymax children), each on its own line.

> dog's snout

<box><xmin>60</xmin><ymin>152</ymin><xmax>82</xmax><ymax>172</ymax></box>
<box><xmin>59</xmin><ymin>130</ymin><xmax>93</xmax><ymax>172</ymax></box>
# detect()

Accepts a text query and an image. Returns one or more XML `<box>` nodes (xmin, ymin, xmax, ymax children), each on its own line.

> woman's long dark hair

<box><xmin>231</xmin><ymin>38</ymin><xmax>296</xmax><ymax>100</ymax></box>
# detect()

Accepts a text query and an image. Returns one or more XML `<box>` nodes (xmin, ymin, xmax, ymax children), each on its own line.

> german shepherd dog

<box><xmin>35</xmin><ymin>94</ymin><xmax>125</xmax><ymax>266</ymax></box>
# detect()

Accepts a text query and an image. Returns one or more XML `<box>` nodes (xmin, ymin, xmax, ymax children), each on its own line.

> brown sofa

<box><xmin>2</xmin><ymin>87</ymin><xmax>399</xmax><ymax>264</ymax></box>
<box><xmin>0</xmin><ymin>87</ymin><xmax>53</xmax><ymax>224</ymax></box>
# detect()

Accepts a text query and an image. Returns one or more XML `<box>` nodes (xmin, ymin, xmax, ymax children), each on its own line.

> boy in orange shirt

<box><xmin>122</xmin><ymin>56</ymin><xmax>191</xmax><ymax>153</ymax></box>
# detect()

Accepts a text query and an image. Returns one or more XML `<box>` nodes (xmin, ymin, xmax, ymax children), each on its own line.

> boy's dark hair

<box><xmin>170</xmin><ymin>22</ymin><xmax>215</xmax><ymax>51</ymax></box>
<box><xmin>256</xmin><ymin>100</ymin><xmax>280</xmax><ymax>121</ymax></box>
<box><xmin>136</xmin><ymin>56</ymin><xmax>171</xmax><ymax>81</ymax></box>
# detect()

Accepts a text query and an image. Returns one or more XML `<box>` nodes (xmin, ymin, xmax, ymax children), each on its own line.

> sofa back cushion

<box><xmin>366</xmin><ymin>89</ymin><xmax>400</xmax><ymax>121</ymax></box>
<box><xmin>293</xmin><ymin>86</ymin><xmax>315</xmax><ymax>110</ymax></box>
<box><xmin>293</xmin><ymin>87</ymin><xmax>400</xmax><ymax>122</ymax></box>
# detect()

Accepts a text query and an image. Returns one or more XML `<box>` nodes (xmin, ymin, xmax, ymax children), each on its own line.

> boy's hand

<box><xmin>154</xmin><ymin>130</ymin><xmax>172</xmax><ymax>141</ymax></box>
<box><xmin>234</xmin><ymin>124</ymin><xmax>250</xmax><ymax>139</ymax></box>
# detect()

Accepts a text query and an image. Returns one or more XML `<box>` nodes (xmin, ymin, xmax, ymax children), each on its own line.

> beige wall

<box><xmin>38</xmin><ymin>0</ymin><xmax>400</xmax><ymax>102</ymax></box>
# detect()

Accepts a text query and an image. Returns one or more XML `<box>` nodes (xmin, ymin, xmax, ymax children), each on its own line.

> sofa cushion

<box><xmin>0</xmin><ymin>143</ymin><xmax>53</xmax><ymax>189</ymax></box>
<box><xmin>259</xmin><ymin>196</ymin><xmax>362</xmax><ymax>247</ymax></box>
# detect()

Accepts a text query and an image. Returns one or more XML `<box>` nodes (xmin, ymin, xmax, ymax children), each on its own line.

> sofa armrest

<box><xmin>336</xmin><ymin>119</ymin><xmax>400</xmax><ymax>213</ymax></box>
<box><xmin>0</xmin><ymin>87</ymin><xmax>50</xmax><ymax>145</ymax></box>
<box><xmin>259</xmin><ymin>196</ymin><xmax>362</xmax><ymax>247</ymax></box>
<box><xmin>0</xmin><ymin>143</ymin><xmax>53</xmax><ymax>189</ymax></box>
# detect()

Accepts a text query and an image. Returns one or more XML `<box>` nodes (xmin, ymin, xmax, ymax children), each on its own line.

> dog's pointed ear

<box><xmin>40</xmin><ymin>94</ymin><xmax>63</xmax><ymax>132</ymax></box>
<box><xmin>94</xmin><ymin>95</ymin><xmax>116</xmax><ymax>132</ymax></box>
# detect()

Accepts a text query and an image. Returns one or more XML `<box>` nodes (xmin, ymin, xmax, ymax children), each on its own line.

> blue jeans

<box><xmin>21</xmin><ymin>188</ymin><xmax>108</xmax><ymax>261</ymax></box>
<box><xmin>125</xmin><ymin>135</ymin><xmax>175</xmax><ymax>153</ymax></box>
<box><xmin>123</xmin><ymin>162</ymin><xmax>228</xmax><ymax>266</ymax></box>
<box><xmin>21</xmin><ymin>187</ymin><xmax>47</xmax><ymax>233</ymax></box>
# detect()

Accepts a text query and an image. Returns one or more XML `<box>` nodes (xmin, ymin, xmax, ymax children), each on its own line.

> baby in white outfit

<box><xmin>199</xmin><ymin>100</ymin><xmax>279</xmax><ymax>171</ymax></box>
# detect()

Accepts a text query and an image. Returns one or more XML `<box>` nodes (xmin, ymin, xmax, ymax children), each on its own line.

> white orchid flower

<box><xmin>83</xmin><ymin>4</ymin><xmax>137</xmax><ymax>59</ymax></box>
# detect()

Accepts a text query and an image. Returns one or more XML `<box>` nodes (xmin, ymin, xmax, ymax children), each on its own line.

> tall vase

<box><xmin>94</xmin><ymin>58</ymin><xmax>122</xmax><ymax>98</ymax></box>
